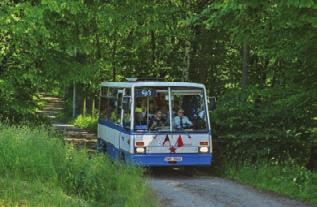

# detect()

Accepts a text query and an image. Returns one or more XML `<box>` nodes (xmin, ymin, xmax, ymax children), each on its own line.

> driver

<box><xmin>174</xmin><ymin>108</ymin><xmax>193</xmax><ymax>129</ymax></box>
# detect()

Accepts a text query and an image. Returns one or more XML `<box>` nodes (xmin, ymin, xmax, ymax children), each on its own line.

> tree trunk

<box><xmin>112</xmin><ymin>36</ymin><xmax>117</xmax><ymax>81</ymax></box>
<box><xmin>151</xmin><ymin>30</ymin><xmax>156</xmax><ymax>69</ymax></box>
<box><xmin>72</xmin><ymin>82</ymin><xmax>76</xmax><ymax>118</ymax></box>
<box><xmin>183</xmin><ymin>40</ymin><xmax>191</xmax><ymax>81</ymax></box>
<box><xmin>92</xmin><ymin>97</ymin><xmax>95</xmax><ymax>115</ymax></box>
<box><xmin>83</xmin><ymin>96</ymin><xmax>87</xmax><ymax>116</ymax></box>
<box><xmin>242</xmin><ymin>38</ymin><xmax>249</xmax><ymax>90</ymax></box>
<box><xmin>96</xmin><ymin>33</ymin><xmax>101</xmax><ymax>59</ymax></box>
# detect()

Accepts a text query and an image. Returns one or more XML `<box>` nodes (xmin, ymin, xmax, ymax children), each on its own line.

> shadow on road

<box><xmin>145</xmin><ymin>166</ymin><xmax>220</xmax><ymax>179</ymax></box>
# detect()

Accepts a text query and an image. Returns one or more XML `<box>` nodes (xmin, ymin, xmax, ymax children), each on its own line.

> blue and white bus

<box><xmin>97</xmin><ymin>79</ymin><xmax>214</xmax><ymax>166</ymax></box>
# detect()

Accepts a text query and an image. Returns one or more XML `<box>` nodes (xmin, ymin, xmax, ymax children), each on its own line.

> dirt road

<box><xmin>149</xmin><ymin>168</ymin><xmax>314</xmax><ymax>207</ymax></box>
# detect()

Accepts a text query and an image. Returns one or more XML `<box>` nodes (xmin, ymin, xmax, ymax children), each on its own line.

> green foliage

<box><xmin>0</xmin><ymin>124</ymin><xmax>156</xmax><ymax>207</ymax></box>
<box><xmin>225</xmin><ymin>161</ymin><xmax>317</xmax><ymax>204</ymax></box>
<box><xmin>73</xmin><ymin>115</ymin><xmax>97</xmax><ymax>133</ymax></box>
<box><xmin>213</xmin><ymin>86</ymin><xmax>314</xmax><ymax>164</ymax></box>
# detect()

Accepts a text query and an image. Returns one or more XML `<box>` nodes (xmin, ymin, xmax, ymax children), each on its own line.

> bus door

<box><xmin>120</xmin><ymin>95</ymin><xmax>132</xmax><ymax>156</ymax></box>
<box><xmin>112</xmin><ymin>90</ymin><xmax>123</xmax><ymax>159</ymax></box>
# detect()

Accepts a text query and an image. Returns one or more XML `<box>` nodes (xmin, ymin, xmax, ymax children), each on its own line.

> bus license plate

<box><xmin>164</xmin><ymin>157</ymin><xmax>182</xmax><ymax>162</ymax></box>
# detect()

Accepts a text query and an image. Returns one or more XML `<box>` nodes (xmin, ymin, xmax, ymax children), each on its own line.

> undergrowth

<box><xmin>225</xmin><ymin>161</ymin><xmax>317</xmax><ymax>205</ymax></box>
<box><xmin>0</xmin><ymin>124</ymin><xmax>156</xmax><ymax>207</ymax></box>
<box><xmin>73</xmin><ymin>115</ymin><xmax>97</xmax><ymax>133</ymax></box>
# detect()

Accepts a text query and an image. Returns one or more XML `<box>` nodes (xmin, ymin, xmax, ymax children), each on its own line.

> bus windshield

<box><xmin>134</xmin><ymin>87</ymin><xmax>208</xmax><ymax>132</ymax></box>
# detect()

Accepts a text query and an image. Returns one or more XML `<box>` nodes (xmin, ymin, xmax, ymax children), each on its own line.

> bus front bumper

<box><xmin>126</xmin><ymin>153</ymin><xmax>212</xmax><ymax>167</ymax></box>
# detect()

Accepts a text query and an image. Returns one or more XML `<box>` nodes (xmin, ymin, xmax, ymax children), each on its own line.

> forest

<box><xmin>0</xmin><ymin>0</ymin><xmax>316</xmax><ymax>205</ymax></box>
<box><xmin>1</xmin><ymin>0</ymin><xmax>316</xmax><ymax>162</ymax></box>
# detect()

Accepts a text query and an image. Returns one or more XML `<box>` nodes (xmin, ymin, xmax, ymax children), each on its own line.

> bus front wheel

<box><xmin>97</xmin><ymin>138</ymin><xmax>106</xmax><ymax>153</ymax></box>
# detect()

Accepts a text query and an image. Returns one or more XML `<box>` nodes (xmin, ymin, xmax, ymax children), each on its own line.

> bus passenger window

<box><xmin>171</xmin><ymin>87</ymin><xmax>208</xmax><ymax>131</ymax></box>
<box><xmin>101</xmin><ymin>100</ymin><xmax>116</xmax><ymax>121</ymax></box>
<box><xmin>98</xmin><ymin>87</ymin><xmax>122</xmax><ymax>124</ymax></box>
<box><xmin>108</xmin><ymin>102</ymin><xmax>117</xmax><ymax>122</ymax></box>
<box><xmin>134</xmin><ymin>87</ymin><xmax>170</xmax><ymax>131</ymax></box>
<box><xmin>123</xmin><ymin>96</ymin><xmax>131</xmax><ymax>130</ymax></box>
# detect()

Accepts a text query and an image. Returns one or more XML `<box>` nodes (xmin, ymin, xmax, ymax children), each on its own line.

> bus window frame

<box><xmin>122</xmin><ymin>89</ymin><xmax>132</xmax><ymax>131</ymax></box>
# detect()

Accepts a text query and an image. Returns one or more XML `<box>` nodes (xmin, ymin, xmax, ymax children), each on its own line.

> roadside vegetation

<box><xmin>73</xmin><ymin>115</ymin><xmax>98</xmax><ymax>133</ymax></box>
<box><xmin>212</xmin><ymin>88</ymin><xmax>316</xmax><ymax>205</ymax></box>
<box><xmin>0</xmin><ymin>124</ymin><xmax>156</xmax><ymax>207</ymax></box>
<box><xmin>225</xmin><ymin>161</ymin><xmax>317</xmax><ymax>204</ymax></box>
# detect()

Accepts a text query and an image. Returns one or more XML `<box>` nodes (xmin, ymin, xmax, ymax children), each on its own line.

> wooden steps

<box><xmin>39</xmin><ymin>95</ymin><xmax>97</xmax><ymax>152</ymax></box>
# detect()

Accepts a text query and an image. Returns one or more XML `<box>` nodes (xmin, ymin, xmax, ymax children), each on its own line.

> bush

<box><xmin>225</xmin><ymin>161</ymin><xmax>317</xmax><ymax>204</ymax></box>
<box><xmin>213</xmin><ymin>86</ymin><xmax>314</xmax><ymax>165</ymax></box>
<box><xmin>0</xmin><ymin>124</ymin><xmax>156</xmax><ymax>207</ymax></box>
<box><xmin>74</xmin><ymin>115</ymin><xmax>98</xmax><ymax>133</ymax></box>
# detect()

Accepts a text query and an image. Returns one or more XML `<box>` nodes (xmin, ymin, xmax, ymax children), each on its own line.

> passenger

<box><xmin>174</xmin><ymin>108</ymin><xmax>193</xmax><ymax>129</ymax></box>
<box><xmin>104</xmin><ymin>103</ymin><xmax>116</xmax><ymax>121</ymax></box>
<box><xmin>161</xmin><ymin>104</ymin><xmax>169</xmax><ymax>123</ymax></box>
<box><xmin>149</xmin><ymin>110</ymin><xmax>165</xmax><ymax>131</ymax></box>
<box><xmin>149</xmin><ymin>100</ymin><xmax>156</xmax><ymax>115</ymax></box>
<box><xmin>141</xmin><ymin>99</ymin><xmax>147</xmax><ymax>118</ymax></box>
<box><xmin>135</xmin><ymin>107</ymin><xmax>146</xmax><ymax>125</ymax></box>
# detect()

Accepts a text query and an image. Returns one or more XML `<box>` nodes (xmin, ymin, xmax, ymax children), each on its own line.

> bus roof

<box><xmin>100</xmin><ymin>81</ymin><xmax>206</xmax><ymax>89</ymax></box>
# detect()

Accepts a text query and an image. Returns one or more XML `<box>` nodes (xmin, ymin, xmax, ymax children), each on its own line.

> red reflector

<box><xmin>200</xmin><ymin>141</ymin><xmax>208</xmax><ymax>146</ymax></box>
<box><xmin>136</xmin><ymin>141</ymin><xmax>144</xmax><ymax>147</ymax></box>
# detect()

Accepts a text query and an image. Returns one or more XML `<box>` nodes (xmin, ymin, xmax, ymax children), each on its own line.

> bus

<box><xmin>97</xmin><ymin>79</ymin><xmax>215</xmax><ymax>166</ymax></box>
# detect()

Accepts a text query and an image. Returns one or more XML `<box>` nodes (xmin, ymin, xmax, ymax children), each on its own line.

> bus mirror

<box><xmin>209</xmin><ymin>96</ymin><xmax>216</xmax><ymax>111</ymax></box>
<box><xmin>122</xmin><ymin>97</ymin><xmax>130</xmax><ymax>111</ymax></box>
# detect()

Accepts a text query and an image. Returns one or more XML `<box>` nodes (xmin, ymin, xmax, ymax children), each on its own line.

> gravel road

<box><xmin>149</xmin><ymin>168</ymin><xmax>315</xmax><ymax>207</ymax></box>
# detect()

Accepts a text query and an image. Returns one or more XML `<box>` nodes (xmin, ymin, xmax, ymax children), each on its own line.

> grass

<box><xmin>225</xmin><ymin>161</ymin><xmax>317</xmax><ymax>205</ymax></box>
<box><xmin>0</xmin><ymin>124</ymin><xmax>156</xmax><ymax>207</ymax></box>
<box><xmin>0</xmin><ymin>178</ymin><xmax>92</xmax><ymax>206</ymax></box>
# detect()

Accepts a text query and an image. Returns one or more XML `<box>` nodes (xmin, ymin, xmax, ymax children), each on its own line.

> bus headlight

<box><xmin>135</xmin><ymin>147</ymin><xmax>145</xmax><ymax>154</ymax></box>
<box><xmin>199</xmin><ymin>146</ymin><xmax>209</xmax><ymax>153</ymax></box>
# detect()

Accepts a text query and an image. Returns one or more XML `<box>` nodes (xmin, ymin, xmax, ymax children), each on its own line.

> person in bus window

<box><xmin>174</xmin><ymin>108</ymin><xmax>193</xmax><ymax>129</ymax></box>
<box><xmin>149</xmin><ymin>100</ymin><xmax>157</xmax><ymax>115</ymax></box>
<box><xmin>135</xmin><ymin>107</ymin><xmax>146</xmax><ymax>125</ymax></box>
<box><xmin>160</xmin><ymin>104</ymin><xmax>170</xmax><ymax>123</ymax></box>
<box><xmin>106</xmin><ymin>102</ymin><xmax>117</xmax><ymax>122</ymax></box>
<box><xmin>149</xmin><ymin>110</ymin><xmax>165</xmax><ymax>131</ymax></box>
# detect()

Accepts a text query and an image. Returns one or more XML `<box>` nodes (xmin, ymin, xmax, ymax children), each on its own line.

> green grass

<box><xmin>225</xmin><ymin>161</ymin><xmax>317</xmax><ymax>205</ymax></box>
<box><xmin>0</xmin><ymin>178</ymin><xmax>92</xmax><ymax>206</ymax></box>
<box><xmin>73</xmin><ymin>115</ymin><xmax>98</xmax><ymax>133</ymax></box>
<box><xmin>0</xmin><ymin>124</ymin><xmax>157</xmax><ymax>207</ymax></box>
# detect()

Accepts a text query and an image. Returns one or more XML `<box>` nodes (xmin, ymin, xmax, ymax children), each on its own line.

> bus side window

<box><xmin>99</xmin><ymin>87</ymin><xmax>108</xmax><ymax>120</ymax></box>
<box><xmin>122</xmin><ymin>96</ymin><xmax>131</xmax><ymax>130</ymax></box>
<box><xmin>99</xmin><ymin>87</ymin><xmax>121</xmax><ymax>123</ymax></box>
<box><xmin>108</xmin><ymin>88</ymin><xmax>121</xmax><ymax>124</ymax></box>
